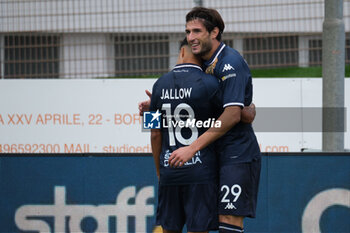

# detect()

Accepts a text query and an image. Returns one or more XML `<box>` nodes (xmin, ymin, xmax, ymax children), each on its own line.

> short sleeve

<box><xmin>216</xmin><ymin>55</ymin><xmax>248</xmax><ymax>108</ymax></box>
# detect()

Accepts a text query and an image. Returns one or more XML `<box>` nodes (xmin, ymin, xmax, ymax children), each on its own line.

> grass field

<box><xmin>251</xmin><ymin>65</ymin><xmax>350</xmax><ymax>78</ymax></box>
<box><xmin>108</xmin><ymin>65</ymin><xmax>350</xmax><ymax>79</ymax></box>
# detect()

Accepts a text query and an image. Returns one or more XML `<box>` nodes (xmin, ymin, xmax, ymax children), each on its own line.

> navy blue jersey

<box><xmin>204</xmin><ymin>43</ymin><xmax>261</xmax><ymax>164</ymax></box>
<box><xmin>150</xmin><ymin>63</ymin><xmax>221</xmax><ymax>185</ymax></box>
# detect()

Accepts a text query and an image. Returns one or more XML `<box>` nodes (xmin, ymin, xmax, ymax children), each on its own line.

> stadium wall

<box><xmin>0</xmin><ymin>153</ymin><xmax>349</xmax><ymax>233</ymax></box>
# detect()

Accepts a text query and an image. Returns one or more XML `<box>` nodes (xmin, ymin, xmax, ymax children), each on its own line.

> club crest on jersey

<box><xmin>205</xmin><ymin>58</ymin><xmax>218</xmax><ymax>75</ymax></box>
<box><xmin>222</xmin><ymin>64</ymin><xmax>234</xmax><ymax>72</ymax></box>
<box><xmin>143</xmin><ymin>110</ymin><xmax>161</xmax><ymax>129</ymax></box>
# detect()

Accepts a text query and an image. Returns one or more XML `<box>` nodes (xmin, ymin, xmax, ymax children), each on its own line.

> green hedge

<box><xmin>105</xmin><ymin>65</ymin><xmax>350</xmax><ymax>79</ymax></box>
<box><xmin>251</xmin><ymin>65</ymin><xmax>350</xmax><ymax>78</ymax></box>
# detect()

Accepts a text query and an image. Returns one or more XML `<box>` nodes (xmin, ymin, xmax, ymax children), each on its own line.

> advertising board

<box><xmin>0</xmin><ymin>153</ymin><xmax>349</xmax><ymax>233</ymax></box>
<box><xmin>1</xmin><ymin>79</ymin><xmax>349</xmax><ymax>153</ymax></box>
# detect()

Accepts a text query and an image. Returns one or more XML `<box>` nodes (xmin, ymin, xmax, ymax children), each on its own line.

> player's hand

<box><xmin>169</xmin><ymin>145</ymin><xmax>197</xmax><ymax>167</ymax></box>
<box><xmin>138</xmin><ymin>90</ymin><xmax>152</xmax><ymax>116</ymax></box>
<box><xmin>249</xmin><ymin>103</ymin><xmax>256</xmax><ymax>110</ymax></box>
<box><xmin>241</xmin><ymin>103</ymin><xmax>256</xmax><ymax>123</ymax></box>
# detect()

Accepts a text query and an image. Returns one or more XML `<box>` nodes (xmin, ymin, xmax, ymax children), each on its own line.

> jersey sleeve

<box><xmin>215</xmin><ymin>55</ymin><xmax>250</xmax><ymax>108</ymax></box>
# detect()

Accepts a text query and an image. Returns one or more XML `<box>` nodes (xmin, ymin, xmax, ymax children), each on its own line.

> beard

<box><xmin>192</xmin><ymin>39</ymin><xmax>212</xmax><ymax>58</ymax></box>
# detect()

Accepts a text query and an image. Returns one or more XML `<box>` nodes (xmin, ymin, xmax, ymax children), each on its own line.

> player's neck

<box><xmin>179</xmin><ymin>56</ymin><xmax>202</xmax><ymax>67</ymax></box>
<box><xmin>202</xmin><ymin>40</ymin><xmax>221</xmax><ymax>61</ymax></box>
<box><xmin>181</xmin><ymin>60</ymin><xmax>201</xmax><ymax>66</ymax></box>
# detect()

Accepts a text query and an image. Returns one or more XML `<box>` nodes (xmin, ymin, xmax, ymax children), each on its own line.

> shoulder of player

<box><xmin>153</xmin><ymin>71</ymin><xmax>173</xmax><ymax>85</ymax></box>
<box><xmin>215</xmin><ymin>48</ymin><xmax>250</xmax><ymax>76</ymax></box>
<box><xmin>218</xmin><ymin>48</ymin><xmax>245</xmax><ymax>67</ymax></box>
<box><xmin>151</xmin><ymin>72</ymin><xmax>171</xmax><ymax>95</ymax></box>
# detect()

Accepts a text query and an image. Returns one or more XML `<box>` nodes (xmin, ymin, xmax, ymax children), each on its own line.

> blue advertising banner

<box><xmin>0</xmin><ymin>153</ymin><xmax>349</xmax><ymax>233</ymax></box>
<box><xmin>0</xmin><ymin>155</ymin><xmax>158</xmax><ymax>233</ymax></box>
<box><xmin>247</xmin><ymin>153</ymin><xmax>350</xmax><ymax>233</ymax></box>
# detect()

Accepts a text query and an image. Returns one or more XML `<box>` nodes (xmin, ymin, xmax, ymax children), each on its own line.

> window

<box><xmin>115</xmin><ymin>34</ymin><xmax>169</xmax><ymax>77</ymax></box>
<box><xmin>309</xmin><ymin>37</ymin><xmax>350</xmax><ymax>66</ymax></box>
<box><xmin>222</xmin><ymin>39</ymin><xmax>234</xmax><ymax>48</ymax></box>
<box><xmin>4</xmin><ymin>35</ymin><xmax>60</xmax><ymax>79</ymax></box>
<box><xmin>309</xmin><ymin>39</ymin><xmax>322</xmax><ymax>66</ymax></box>
<box><xmin>243</xmin><ymin>35</ymin><xmax>298</xmax><ymax>68</ymax></box>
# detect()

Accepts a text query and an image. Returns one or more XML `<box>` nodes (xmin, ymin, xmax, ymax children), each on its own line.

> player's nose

<box><xmin>187</xmin><ymin>32</ymin><xmax>195</xmax><ymax>42</ymax></box>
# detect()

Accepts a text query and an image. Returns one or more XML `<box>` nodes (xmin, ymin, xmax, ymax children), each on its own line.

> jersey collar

<box><xmin>204</xmin><ymin>42</ymin><xmax>226</xmax><ymax>67</ymax></box>
<box><xmin>173</xmin><ymin>63</ymin><xmax>203</xmax><ymax>71</ymax></box>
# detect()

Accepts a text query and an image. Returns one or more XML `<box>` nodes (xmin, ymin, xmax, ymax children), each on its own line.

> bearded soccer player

<box><xmin>168</xmin><ymin>7</ymin><xmax>261</xmax><ymax>233</ymax></box>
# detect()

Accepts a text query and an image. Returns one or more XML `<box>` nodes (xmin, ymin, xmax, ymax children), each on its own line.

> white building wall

<box><xmin>298</xmin><ymin>36</ymin><xmax>310</xmax><ymax>68</ymax></box>
<box><xmin>0</xmin><ymin>0</ymin><xmax>191</xmax><ymax>33</ymax></box>
<box><xmin>1</xmin><ymin>0</ymin><xmax>349</xmax><ymax>33</ymax></box>
<box><xmin>61</xmin><ymin>34</ymin><xmax>114</xmax><ymax>78</ymax></box>
<box><xmin>233</xmin><ymin>38</ymin><xmax>244</xmax><ymax>56</ymax></box>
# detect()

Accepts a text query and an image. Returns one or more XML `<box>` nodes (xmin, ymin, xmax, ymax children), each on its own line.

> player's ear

<box><xmin>211</xmin><ymin>27</ymin><xmax>219</xmax><ymax>40</ymax></box>
<box><xmin>180</xmin><ymin>46</ymin><xmax>186</xmax><ymax>58</ymax></box>
<box><xmin>176</xmin><ymin>46</ymin><xmax>185</xmax><ymax>64</ymax></box>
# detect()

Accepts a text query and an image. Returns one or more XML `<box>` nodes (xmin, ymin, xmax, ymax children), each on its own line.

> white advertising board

<box><xmin>0</xmin><ymin>78</ymin><xmax>349</xmax><ymax>153</ymax></box>
<box><xmin>0</xmin><ymin>79</ymin><xmax>154</xmax><ymax>153</ymax></box>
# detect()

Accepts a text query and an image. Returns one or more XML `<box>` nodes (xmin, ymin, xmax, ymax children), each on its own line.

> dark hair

<box><xmin>179</xmin><ymin>37</ymin><xmax>188</xmax><ymax>50</ymax></box>
<box><xmin>186</xmin><ymin>7</ymin><xmax>225</xmax><ymax>41</ymax></box>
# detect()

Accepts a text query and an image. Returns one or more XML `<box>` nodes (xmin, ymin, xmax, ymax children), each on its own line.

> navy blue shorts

<box><xmin>218</xmin><ymin>157</ymin><xmax>261</xmax><ymax>217</ymax></box>
<box><xmin>156</xmin><ymin>183</ymin><xmax>219</xmax><ymax>232</ymax></box>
